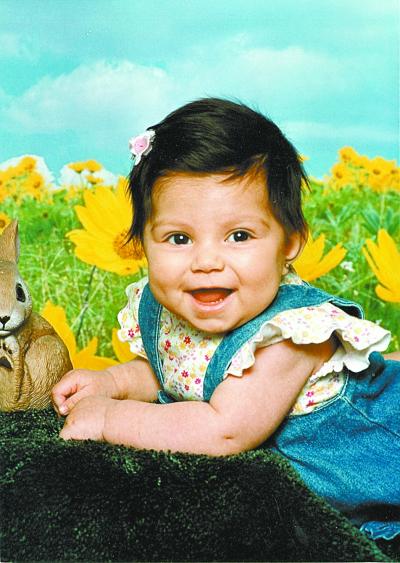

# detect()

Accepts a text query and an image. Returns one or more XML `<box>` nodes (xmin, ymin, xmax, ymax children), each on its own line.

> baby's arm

<box><xmin>384</xmin><ymin>351</ymin><xmax>400</xmax><ymax>361</ymax></box>
<box><xmin>60</xmin><ymin>337</ymin><xmax>335</xmax><ymax>455</ymax></box>
<box><xmin>52</xmin><ymin>357</ymin><xmax>161</xmax><ymax>415</ymax></box>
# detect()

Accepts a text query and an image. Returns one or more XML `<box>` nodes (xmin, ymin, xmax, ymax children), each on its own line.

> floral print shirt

<box><xmin>118</xmin><ymin>274</ymin><xmax>391</xmax><ymax>415</ymax></box>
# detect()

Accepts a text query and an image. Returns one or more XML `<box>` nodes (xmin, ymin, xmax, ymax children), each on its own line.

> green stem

<box><xmin>76</xmin><ymin>265</ymin><xmax>97</xmax><ymax>343</ymax></box>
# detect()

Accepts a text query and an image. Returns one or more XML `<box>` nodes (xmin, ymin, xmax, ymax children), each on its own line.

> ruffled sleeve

<box><xmin>117</xmin><ymin>277</ymin><xmax>148</xmax><ymax>359</ymax></box>
<box><xmin>227</xmin><ymin>302</ymin><xmax>391</xmax><ymax>380</ymax></box>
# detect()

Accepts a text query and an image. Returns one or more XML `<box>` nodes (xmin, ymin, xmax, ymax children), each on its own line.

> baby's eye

<box><xmin>227</xmin><ymin>231</ymin><xmax>251</xmax><ymax>243</ymax></box>
<box><xmin>167</xmin><ymin>233</ymin><xmax>192</xmax><ymax>245</ymax></box>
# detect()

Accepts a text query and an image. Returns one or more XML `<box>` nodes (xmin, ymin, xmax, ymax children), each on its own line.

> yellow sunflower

<box><xmin>86</xmin><ymin>174</ymin><xmax>103</xmax><ymax>186</ymax></box>
<box><xmin>0</xmin><ymin>164</ymin><xmax>19</xmax><ymax>201</ymax></box>
<box><xmin>0</xmin><ymin>182</ymin><xmax>6</xmax><ymax>203</ymax></box>
<box><xmin>365</xmin><ymin>157</ymin><xmax>399</xmax><ymax>192</ymax></box>
<box><xmin>41</xmin><ymin>302</ymin><xmax>118</xmax><ymax>369</ymax></box>
<box><xmin>111</xmin><ymin>328</ymin><xmax>136</xmax><ymax>362</ymax></box>
<box><xmin>23</xmin><ymin>170</ymin><xmax>48</xmax><ymax>200</ymax></box>
<box><xmin>294</xmin><ymin>233</ymin><xmax>347</xmax><ymax>281</ymax></box>
<box><xmin>338</xmin><ymin>146</ymin><xmax>360</xmax><ymax>165</ymax></box>
<box><xmin>0</xmin><ymin>212</ymin><xmax>11</xmax><ymax>233</ymax></box>
<box><xmin>329</xmin><ymin>162</ymin><xmax>355</xmax><ymax>190</ymax></box>
<box><xmin>330</xmin><ymin>148</ymin><xmax>399</xmax><ymax>193</ymax></box>
<box><xmin>0</xmin><ymin>155</ymin><xmax>53</xmax><ymax>202</ymax></box>
<box><xmin>362</xmin><ymin>229</ymin><xmax>400</xmax><ymax>303</ymax></box>
<box><xmin>67</xmin><ymin>178</ymin><xmax>147</xmax><ymax>275</ymax></box>
<box><xmin>68</xmin><ymin>159</ymin><xmax>103</xmax><ymax>174</ymax></box>
<box><xmin>387</xmin><ymin>167</ymin><xmax>400</xmax><ymax>191</ymax></box>
<box><xmin>19</xmin><ymin>155</ymin><xmax>37</xmax><ymax>172</ymax></box>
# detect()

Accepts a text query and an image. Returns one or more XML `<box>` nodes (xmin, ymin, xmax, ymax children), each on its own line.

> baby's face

<box><xmin>143</xmin><ymin>172</ymin><xmax>301</xmax><ymax>333</ymax></box>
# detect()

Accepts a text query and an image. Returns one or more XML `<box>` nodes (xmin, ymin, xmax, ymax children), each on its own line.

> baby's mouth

<box><xmin>189</xmin><ymin>288</ymin><xmax>233</xmax><ymax>304</ymax></box>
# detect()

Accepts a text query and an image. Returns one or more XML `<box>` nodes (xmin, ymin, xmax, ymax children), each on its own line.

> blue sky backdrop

<box><xmin>0</xmin><ymin>0</ymin><xmax>398</xmax><ymax>179</ymax></box>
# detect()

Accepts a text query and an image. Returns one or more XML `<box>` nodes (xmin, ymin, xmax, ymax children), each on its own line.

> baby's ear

<box><xmin>0</xmin><ymin>220</ymin><xmax>20</xmax><ymax>263</ymax></box>
<box><xmin>284</xmin><ymin>231</ymin><xmax>304</xmax><ymax>263</ymax></box>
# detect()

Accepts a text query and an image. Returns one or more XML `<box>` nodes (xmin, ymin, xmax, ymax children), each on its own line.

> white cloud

<box><xmin>2</xmin><ymin>60</ymin><xmax>174</xmax><ymax>135</ymax></box>
<box><xmin>2</xmin><ymin>35</ymin><xmax>388</xmax><ymax>164</ymax></box>
<box><xmin>2</xmin><ymin>36</ymin><xmax>349</xmax><ymax>134</ymax></box>
<box><xmin>0</xmin><ymin>154</ymin><xmax>54</xmax><ymax>185</ymax></box>
<box><xmin>227</xmin><ymin>43</ymin><xmax>345</xmax><ymax>96</ymax></box>
<box><xmin>282</xmin><ymin>120</ymin><xmax>399</xmax><ymax>144</ymax></box>
<box><xmin>169</xmin><ymin>36</ymin><xmax>347</xmax><ymax>105</ymax></box>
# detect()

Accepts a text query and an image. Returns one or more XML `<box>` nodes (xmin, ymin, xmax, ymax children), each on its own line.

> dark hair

<box><xmin>128</xmin><ymin>97</ymin><xmax>309</xmax><ymax>242</ymax></box>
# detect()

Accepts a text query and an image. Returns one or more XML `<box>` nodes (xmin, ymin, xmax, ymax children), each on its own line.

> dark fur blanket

<box><xmin>0</xmin><ymin>408</ymin><xmax>396</xmax><ymax>562</ymax></box>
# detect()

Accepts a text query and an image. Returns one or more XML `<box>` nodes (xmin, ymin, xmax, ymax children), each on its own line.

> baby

<box><xmin>52</xmin><ymin>98</ymin><xmax>399</xmax><ymax>542</ymax></box>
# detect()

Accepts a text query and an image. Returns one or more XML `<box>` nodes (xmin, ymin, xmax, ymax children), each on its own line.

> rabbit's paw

<box><xmin>0</xmin><ymin>336</ymin><xmax>18</xmax><ymax>371</ymax></box>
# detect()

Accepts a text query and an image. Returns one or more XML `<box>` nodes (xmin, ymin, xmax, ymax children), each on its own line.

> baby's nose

<box><xmin>191</xmin><ymin>244</ymin><xmax>224</xmax><ymax>273</ymax></box>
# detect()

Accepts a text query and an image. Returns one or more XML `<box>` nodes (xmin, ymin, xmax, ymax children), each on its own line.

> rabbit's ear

<box><xmin>0</xmin><ymin>220</ymin><xmax>20</xmax><ymax>263</ymax></box>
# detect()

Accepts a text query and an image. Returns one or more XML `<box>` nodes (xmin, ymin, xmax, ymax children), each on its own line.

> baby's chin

<box><xmin>166</xmin><ymin>308</ymin><xmax>234</xmax><ymax>335</ymax></box>
<box><xmin>183</xmin><ymin>313</ymin><xmax>248</xmax><ymax>335</ymax></box>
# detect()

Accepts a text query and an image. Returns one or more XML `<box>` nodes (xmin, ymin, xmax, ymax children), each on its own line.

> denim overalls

<box><xmin>138</xmin><ymin>282</ymin><xmax>400</xmax><ymax>541</ymax></box>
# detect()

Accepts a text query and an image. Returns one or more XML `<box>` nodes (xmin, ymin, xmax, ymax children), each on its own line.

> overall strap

<box><xmin>138</xmin><ymin>283</ymin><xmax>177</xmax><ymax>403</ymax></box>
<box><xmin>203</xmin><ymin>284</ymin><xmax>363</xmax><ymax>401</ymax></box>
<box><xmin>138</xmin><ymin>283</ymin><xmax>164</xmax><ymax>386</ymax></box>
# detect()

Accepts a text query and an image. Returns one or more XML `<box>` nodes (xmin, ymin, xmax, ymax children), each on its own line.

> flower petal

<box><xmin>112</xmin><ymin>328</ymin><xmax>136</xmax><ymax>363</ymax></box>
<box><xmin>40</xmin><ymin>301</ymin><xmax>77</xmax><ymax>357</ymax></box>
<box><xmin>294</xmin><ymin>234</ymin><xmax>346</xmax><ymax>281</ymax></box>
<box><xmin>363</xmin><ymin>229</ymin><xmax>400</xmax><ymax>302</ymax></box>
<box><xmin>73</xmin><ymin>337</ymin><xmax>118</xmax><ymax>369</ymax></box>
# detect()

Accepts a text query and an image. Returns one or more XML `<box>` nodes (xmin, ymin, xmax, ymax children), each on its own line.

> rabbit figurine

<box><xmin>0</xmin><ymin>220</ymin><xmax>72</xmax><ymax>411</ymax></box>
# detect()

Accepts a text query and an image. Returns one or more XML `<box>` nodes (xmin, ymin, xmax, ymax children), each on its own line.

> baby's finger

<box><xmin>51</xmin><ymin>372</ymin><xmax>78</xmax><ymax>410</ymax></box>
<box><xmin>57</xmin><ymin>389</ymin><xmax>89</xmax><ymax>416</ymax></box>
<box><xmin>59</xmin><ymin>422</ymin><xmax>75</xmax><ymax>440</ymax></box>
<box><xmin>59</xmin><ymin>415</ymin><xmax>92</xmax><ymax>441</ymax></box>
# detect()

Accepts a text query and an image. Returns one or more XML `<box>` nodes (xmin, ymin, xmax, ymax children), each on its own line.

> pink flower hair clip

<box><xmin>128</xmin><ymin>130</ymin><xmax>155</xmax><ymax>165</ymax></box>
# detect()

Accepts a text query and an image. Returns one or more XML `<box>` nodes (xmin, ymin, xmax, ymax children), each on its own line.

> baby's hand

<box><xmin>59</xmin><ymin>396</ymin><xmax>115</xmax><ymax>441</ymax></box>
<box><xmin>52</xmin><ymin>368</ymin><xmax>118</xmax><ymax>416</ymax></box>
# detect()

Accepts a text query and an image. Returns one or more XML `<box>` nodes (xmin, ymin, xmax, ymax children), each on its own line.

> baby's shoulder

<box><xmin>118</xmin><ymin>276</ymin><xmax>148</xmax><ymax>332</ymax></box>
<box><xmin>124</xmin><ymin>276</ymin><xmax>148</xmax><ymax>302</ymax></box>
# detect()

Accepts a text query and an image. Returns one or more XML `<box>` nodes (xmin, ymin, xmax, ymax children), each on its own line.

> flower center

<box><xmin>113</xmin><ymin>230</ymin><xmax>145</xmax><ymax>260</ymax></box>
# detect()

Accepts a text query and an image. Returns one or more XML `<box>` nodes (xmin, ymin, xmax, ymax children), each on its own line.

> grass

<box><xmin>1</xmin><ymin>180</ymin><xmax>399</xmax><ymax>358</ymax></box>
<box><xmin>303</xmin><ymin>181</ymin><xmax>399</xmax><ymax>351</ymax></box>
